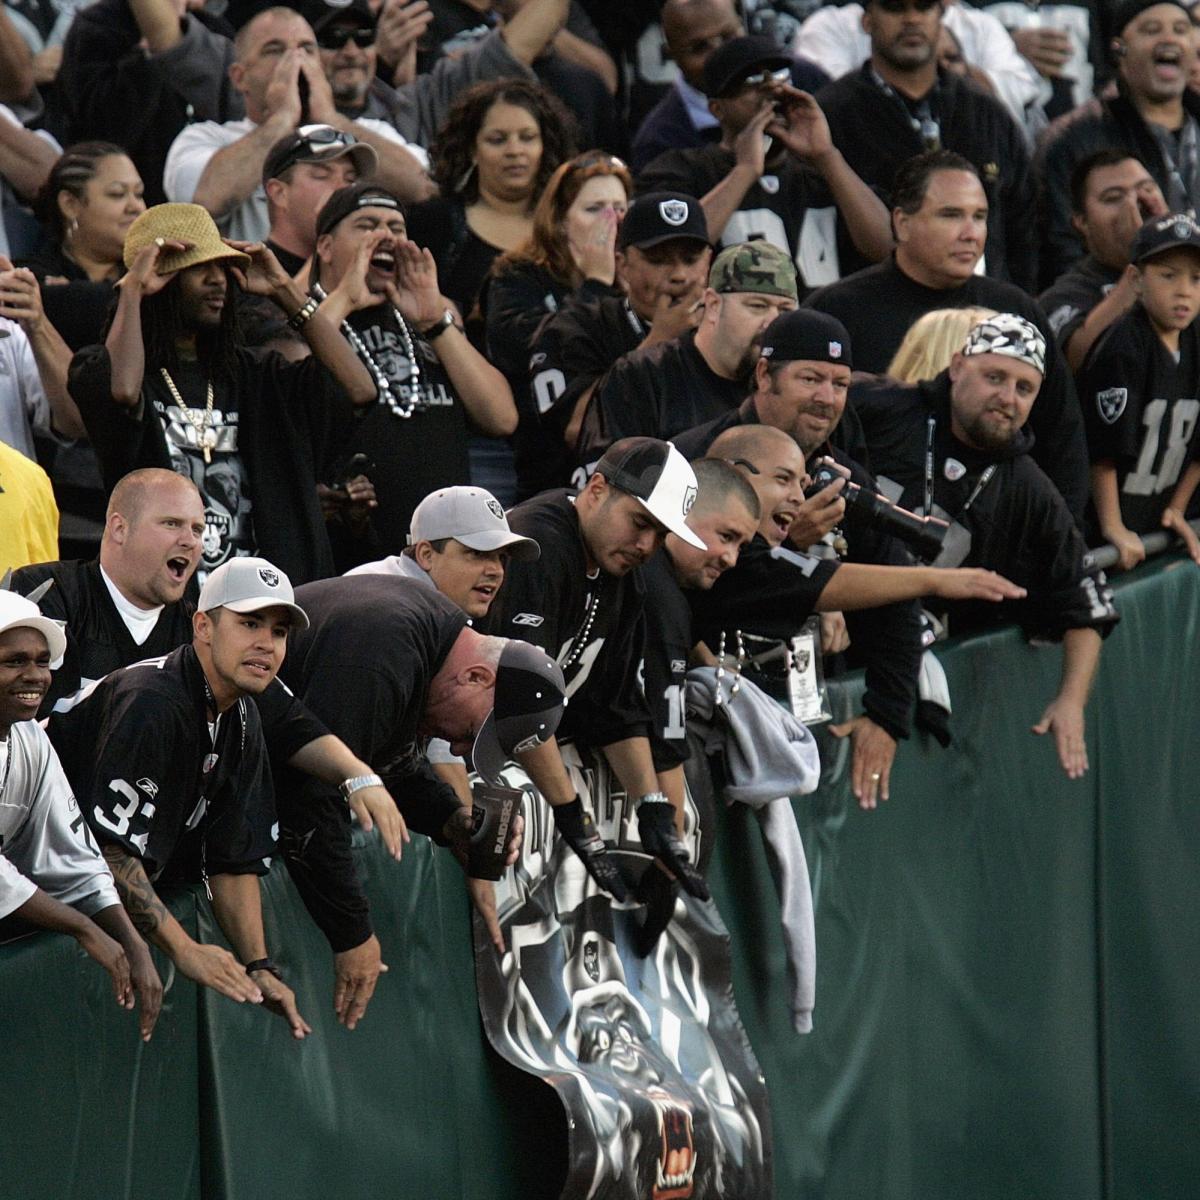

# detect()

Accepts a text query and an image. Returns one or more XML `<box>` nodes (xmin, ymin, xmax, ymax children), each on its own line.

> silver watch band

<box><xmin>339</xmin><ymin>773</ymin><xmax>384</xmax><ymax>800</ymax></box>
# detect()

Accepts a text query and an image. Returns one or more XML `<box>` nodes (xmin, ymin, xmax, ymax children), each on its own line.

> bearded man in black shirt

<box><xmin>310</xmin><ymin>182</ymin><xmax>518</xmax><ymax>551</ymax></box>
<box><xmin>806</xmin><ymin>151</ymin><xmax>1092</xmax><ymax>522</ymax></box>
<box><xmin>575</xmin><ymin>241</ymin><xmax>798</xmax><ymax>472</ymax></box>
<box><xmin>848</xmin><ymin>313</ymin><xmax>1119</xmax><ymax>778</ymax></box>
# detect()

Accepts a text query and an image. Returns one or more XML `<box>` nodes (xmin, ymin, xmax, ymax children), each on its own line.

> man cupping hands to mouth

<box><xmin>307</xmin><ymin>183</ymin><xmax>518</xmax><ymax>551</ymax></box>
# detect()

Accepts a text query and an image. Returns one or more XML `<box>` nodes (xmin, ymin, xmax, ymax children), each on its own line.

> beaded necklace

<box><xmin>562</xmin><ymin>573</ymin><xmax>603</xmax><ymax>671</ymax></box>
<box><xmin>713</xmin><ymin>629</ymin><xmax>746</xmax><ymax>706</ymax></box>
<box><xmin>311</xmin><ymin>283</ymin><xmax>422</xmax><ymax>419</ymax></box>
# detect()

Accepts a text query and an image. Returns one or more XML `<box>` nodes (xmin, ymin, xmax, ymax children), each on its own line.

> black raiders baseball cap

<box><xmin>702</xmin><ymin>35</ymin><xmax>793</xmax><ymax>99</ymax></box>
<box><xmin>759</xmin><ymin>309</ymin><xmax>853</xmax><ymax>369</ymax></box>
<box><xmin>595</xmin><ymin>437</ymin><xmax>707</xmax><ymax>549</ymax></box>
<box><xmin>301</xmin><ymin>0</ymin><xmax>375</xmax><ymax>35</ymax></box>
<box><xmin>617</xmin><ymin>192</ymin><xmax>710</xmax><ymax>251</ymax></box>
<box><xmin>471</xmin><ymin>641</ymin><xmax>567</xmax><ymax>784</ymax></box>
<box><xmin>262</xmin><ymin>124</ymin><xmax>377</xmax><ymax>188</ymax></box>
<box><xmin>1131</xmin><ymin>211</ymin><xmax>1200</xmax><ymax>265</ymax></box>
<box><xmin>315</xmin><ymin>181</ymin><xmax>405</xmax><ymax>238</ymax></box>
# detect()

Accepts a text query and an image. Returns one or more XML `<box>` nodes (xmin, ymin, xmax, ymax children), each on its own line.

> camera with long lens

<box><xmin>806</xmin><ymin>464</ymin><xmax>949</xmax><ymax>562</ymax></box>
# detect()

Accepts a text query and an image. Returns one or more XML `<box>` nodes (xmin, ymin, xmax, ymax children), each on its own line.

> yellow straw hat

<box><xmin>123</xmin><ymin>203</ymin><xmax>251</xmax><ymax>274</ymax></box>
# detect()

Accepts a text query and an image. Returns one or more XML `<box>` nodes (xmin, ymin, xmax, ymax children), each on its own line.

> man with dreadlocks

<box><xmin>68</xmin><ymin>202</ymin><xmax>378</xmax><ymax>586</ymax></box>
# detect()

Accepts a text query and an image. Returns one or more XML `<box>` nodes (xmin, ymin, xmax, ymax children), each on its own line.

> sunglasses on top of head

<box><xmin>318</xmin><ymin>26</ymin><xmax>374</xmax><ymax>50</ymax></box>
<box><xmin>738</xmin><ymin>65</ymin><xmax>791</xmax><ymax>89</ymax></box>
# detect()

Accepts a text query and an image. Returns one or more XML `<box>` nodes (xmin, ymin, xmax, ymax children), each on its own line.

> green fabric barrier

<box><xmin>1</xmin><ymin>555</ymin><xmax>1196</xmax><ymax>1199</ymax></box>
<box><xmin>0</xmin><ymin>901</ymin><xmax>201</xmax><ymax>1200</ymax></box>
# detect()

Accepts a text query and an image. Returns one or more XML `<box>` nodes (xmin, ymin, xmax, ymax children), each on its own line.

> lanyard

<box><xmin>924</xmin><ymin>416</ymin><xmax>997</xmax><ymax>520</ymax></box>
<box><xmin>870</xmin><ymin>68</ymin><xmax>941</xmax><ymax>150</ymax></box>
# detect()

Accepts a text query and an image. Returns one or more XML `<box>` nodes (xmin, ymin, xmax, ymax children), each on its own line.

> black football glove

<box><xmin>554</xmin><ymin>797</ymin><xmax>628</xmax><ymax>901</ymax></box>
<box><xmin>636</xmin><ymin>797</ymin><xmax>709</xmax><ymax>900</ymax></box>
<box><xmin>633</xmin><ymin>864</ymin><xmax>679</xmax><ymax>957</ymax></box>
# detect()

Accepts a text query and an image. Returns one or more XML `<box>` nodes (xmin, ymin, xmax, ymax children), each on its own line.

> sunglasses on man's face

<box><xmin>738</xmin><ymin>65</ymin><xmax>791</xmax><ymax>89</ymax></box>
<box><xmin>874</xmin><ymin>0</ymin><xmax>941</xmax><ymax>13</ymax></box>
<box><xmin>318</xmin><ymin>26</ymin><xmax>374</xmax><ymax>50</ymax></box>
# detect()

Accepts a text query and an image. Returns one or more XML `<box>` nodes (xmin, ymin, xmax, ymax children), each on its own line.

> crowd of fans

<box><xmin>2</xmin><ymin>0</ymin><xmax>1200</xmax><ymax>1042</ymax></box>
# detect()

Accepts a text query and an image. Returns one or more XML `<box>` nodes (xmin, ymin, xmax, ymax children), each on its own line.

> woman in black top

<box><xmin>406</xmin><ymin>78</ymin><xmax>576</xmax><ymax>501</ymax></box>
<box><xmin>487</xmin><ymin>151</ymin><xmax>632</xmax><ymax>499</ymax></box>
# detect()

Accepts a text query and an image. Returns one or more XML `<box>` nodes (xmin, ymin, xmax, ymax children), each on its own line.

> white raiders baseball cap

<box><xmin>409</xmin><ymin>487</ymin><xmax>540</xmax><ymax>560</ymax></box>
<box><xmin>0</xmin><ymin>590</ymin><xmax>67</xmax><ymax>666</ymax></box>
<box><xmin>197</xmin><ymin>557</ymin><xmax>309</xmax><ymax>630</ymax></box>
<box><xmin>594</xmin><ymin>437</ymin><xmax>706</xmax><ymax>550</ymax></box>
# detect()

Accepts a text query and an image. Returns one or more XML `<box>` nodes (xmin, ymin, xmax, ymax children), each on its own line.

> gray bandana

<box><xmin>961</xmin><ymin>313</ymin><xmax>1046</xmax><ymax>376</ymax></box>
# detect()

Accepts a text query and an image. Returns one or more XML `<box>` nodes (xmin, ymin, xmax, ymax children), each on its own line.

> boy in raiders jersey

<box><xmin>1080</xmin><ymin>212</ymin><xmax>1200</xmax><ymax>570</ymax></box>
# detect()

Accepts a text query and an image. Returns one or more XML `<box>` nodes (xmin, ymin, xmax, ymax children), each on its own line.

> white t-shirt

<box><xmin>0</xmin><ymin>317</ymin><xmax>53</xmax><ymax>461</ymax></box>
<box><xmin>164</xmin><ymin>117</ymin><xmax>430</xmax><ymax>243</ymax></box>
<box><xmin>99</xmin><ymin>564</ymin><xmax>164</xmax><ymax>646</ymax></box>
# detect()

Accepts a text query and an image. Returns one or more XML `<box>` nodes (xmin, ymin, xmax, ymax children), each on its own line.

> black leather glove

<box><xmin>636</xmin><ymin>796</ymin><xmax>709</xmax><ymax>900</ymax></box>
<box><xmin>633</xmin><ymin>864</ymin><xmax>679</xmax><ymax>957</ymax></box>
<box><xmin>554</xmin><ymin>797</ymin><xmax>628</xmax><ymax>901</ymax></box>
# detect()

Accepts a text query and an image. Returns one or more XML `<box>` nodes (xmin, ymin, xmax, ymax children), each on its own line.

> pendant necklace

<box><xmin>160</xmin><ymin>367</ymin><xmax>217</xmax><ymax>463</ymax></box>
<box><xmin>311</xmin><ymin>283</ymin><xmax>421</xmax><ymax>418</ymax></box>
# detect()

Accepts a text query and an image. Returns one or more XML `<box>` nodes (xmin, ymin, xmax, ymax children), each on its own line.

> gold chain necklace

<box><xmin>159</xmin><ymin>367</ymin><xmax>217</xmax><ymax>463</ymax></box>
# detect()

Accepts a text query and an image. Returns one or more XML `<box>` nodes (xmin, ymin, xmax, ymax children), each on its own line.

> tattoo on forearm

<box><xmin>102</xmin><ymin>845</ymin><xmax>170</xmax><ymax>939</ymax></box>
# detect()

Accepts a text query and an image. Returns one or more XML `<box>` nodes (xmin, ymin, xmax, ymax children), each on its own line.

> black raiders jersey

<box><xmin>1079</xmin><ymin>304</ymin><xmax>1200</xmax><ymax>535</ymax></box>
<box><xmin>640</xmin><ymin>551</ymin><xmax>696</xmax><ymax>771</ymax></box>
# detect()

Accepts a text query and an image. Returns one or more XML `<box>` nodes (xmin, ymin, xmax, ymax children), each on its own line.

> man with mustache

<box><xmin>309</xmin><ymin>182</ymin><xmax>517</xmax><ymax>551</ymax></box>
<box><xmin>574</xmin><ymin>242</ymin><xmax>799</xmax><ymax>474</ymax></box>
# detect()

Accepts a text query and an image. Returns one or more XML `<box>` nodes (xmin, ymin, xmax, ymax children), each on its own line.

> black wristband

<box><xmin>245</xmin><ymin>957</ymin><xmax>282</xmax><ymax>980</ymax></box>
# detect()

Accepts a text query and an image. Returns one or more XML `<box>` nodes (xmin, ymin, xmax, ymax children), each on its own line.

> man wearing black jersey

<box><xmin>575</xmin><ymin>242</ymin><xmax>799</xmax><ymax>471</ymax></box>
<box><xmin>675</xmin><ymin>309</ymin><xmax>926</xmax><ymax>809</ymax></box>
<box><xmin>310</xmin><ymin>182</ymin><xmax>517</xmax><ymax>551</ymax></box>
<box><xmin>848</xmin><ymin>313</ymin><xmax>1120</xmax><ymax>778</ymax></box>
<box><xmin>638</xmin><ymin>35</ymin><xmax>893</xmax><ymax>289</ymax></box>
<box><xmin>695</xmin><ymin>424</ymin><xmax>1027</xmax><ymax>802</ymax></box>
<box><xmin>1039</xmin><ymin>151</ymin><xmax>1166</xmax><ymax>370</ymax></box>
<box><xmin>1080</xmin><ymin>212</ymin><xmax>1200</xmax><ymax>568</ymax></box>
<box><xmin>805</xmin><ymin>151</ymin><xmax>1092</xmax><ymax>522</ymax></box>
<box><xmin>47</xmin><ymin>557</ymin><xmax>313</xmax><ymax>1039</ymax></box>
<box><xmin>486</xmin><ymin>437</ymin><xmax>714</xmax><ymax>902</ymax></box>
<box><xmin>530</xmin><ymin>191</ymin><xmax>713</xmax><ymax>488</ymax></box>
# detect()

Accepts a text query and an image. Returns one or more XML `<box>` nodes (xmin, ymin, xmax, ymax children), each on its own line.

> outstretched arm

<box><xmin>1032</xmin><ymin>626</ymin><xmax>1102</xmax><ymax>780</ymax></box>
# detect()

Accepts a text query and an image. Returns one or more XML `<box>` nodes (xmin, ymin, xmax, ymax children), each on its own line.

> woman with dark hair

<box><xmin>22</xmin><ymin>142</ymin><xmax>146</xmax><ymax>350</ymax></box>
<box><xmin>486</xmin><ymin>150</ymin><xmax>632</xmax><ymax>498</ymax></box>
<box><xmin>406</xmin><ymin>77</ymin><xmax>576</xmax><ymax>500</ymax></box>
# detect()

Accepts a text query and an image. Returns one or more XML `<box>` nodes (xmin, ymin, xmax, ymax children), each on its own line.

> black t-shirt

<box><xmin>806</xmin><ymin>257</ymin><xmax>1092</xmax><ymax>523</ymax></box>
<box><xmin>850</xmin><ymin>372</ymin><xmax>1120</xmax><ymax>638</ymax></box>
<box><xmin>1038</xmin><ymin>255</ymin><xmax>1121</xmax><ymax>351</ymax></box>
<box><xmin>47</xmin><ymin>645</ymin><xmax>277</xmax><ymax>883</ymax></box>
<box><xmin>528</xmin><ymin>288</ymin><xmax>647</xmax><ymax>487</ymax></box>
<box><xmin>11</xmin><ymin>558</ymin><xmax>326</xmax><ymax>759</ymax></box>
<box><xmin>483</xmin><ymin>490</ymin><xmax>651</xmax><ymax>747</ymax></box>
<box><xmin>337</xmin><ymin>303</ymin><xmax>471</xmax><ymax>554</ymax></box>
<box><xmin>1078</xmin><ymin>304</ymin><xmax>1200</xmax><ymax>535</ymax></box>
<box><xmin>69</xmin><ymin>343</ymin><xmax>352</xmax><ymax>584</ymax></box>
<box><xmin>576</xmin><ymin>329</ymin><xmax>748</xmax><ymax>471</ymax></box>
<box><xmin>637</xmin><ymin>144</ymin><xmax>838</xmax><ymax>290</ymax></box>
<box><xmin>639</xmin><ymin>551</ymin><xmax>695</xmax><ymax>772</ymax></box>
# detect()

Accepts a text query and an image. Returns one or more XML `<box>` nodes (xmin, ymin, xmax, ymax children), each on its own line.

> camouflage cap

<box><xmin>708</xmin><ymin>241</ymin><xmax>798</xmax><ymax>300</ymax></box>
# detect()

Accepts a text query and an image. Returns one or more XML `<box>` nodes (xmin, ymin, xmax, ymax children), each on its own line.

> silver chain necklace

<box><xmin>160</xmin><ymin>367</ymin><xmax>217</xmax><ymax>463</ymax></box>
<box><xmin>311</xmin><ymin>283</ymin><xmax>421</xmax><ymax>419</ymax></box>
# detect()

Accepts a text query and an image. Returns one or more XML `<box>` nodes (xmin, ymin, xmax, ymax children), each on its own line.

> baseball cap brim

<box><xmin>220</xmin><ymin>596</ymin><xmax>310</xmax><ymax>631</ymax></box>
<box><xmin>0</xmin><ymin>612</ymin><xmax>66</xmax><ymax>667</ymax></box>
<box><xmin>455</xmin><ymin>529</ymin><xmax>541</xmax><ymax>560</ymax></box>
<box><xmin>600</xmin><ymin>441</ymin><xmax>707</xmax><ymax>550</ymax></box>
<box><xmin>1136</xmin><ymin>236</ymin><xmax>1200</xmax><ymax>262</ymax></box>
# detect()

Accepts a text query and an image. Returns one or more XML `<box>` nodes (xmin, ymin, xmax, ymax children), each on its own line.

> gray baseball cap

<box><xmin>197</xmin><ymin>557</ymin><xmax>309</xmax><ymax>630</ymax></box>
<box><xmin>471</xmin><ymin>640</ymin><xmax>566</xmax><ymax>784</ymax></box>
<box><xmin>409</xmin><ymin>486</ymin><xmax>540</xmax><ymax>561</ymax></box>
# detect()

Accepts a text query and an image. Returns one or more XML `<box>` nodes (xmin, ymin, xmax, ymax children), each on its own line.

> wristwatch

<box><xmin>339</xmin><ymin>773</ymin><xmax>384</xmax><ymax>800</ymax></box>
<box><xmin>420</xmin><ymin>308</ymin><xmax>456</xmax><ymax>341</ymax></box>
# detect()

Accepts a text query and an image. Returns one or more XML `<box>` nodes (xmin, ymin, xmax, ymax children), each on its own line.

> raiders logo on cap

<box><xmin>1175</xmin><ymin>218</ymin><xmax>1195</xmax><ymax>239</ymax></box>
<box><xmin>1097</xmin><ymin>387</ymin><xmax>1128</xmax><ymax>425</ymax></box>
<box><xmin>258</xmin><ymin>567</ymin><xmax>280</xmax><ymax>587</ymax></box>
<box><xmin>486</xmin><ymin>498</ymin><xmax>504</xmax><ymax>519</ymax></box>
<box><xmin>682</xmin><ymin>484</ymin><xmax>697</xmax><ymax>516</ymax></box>
<box><xmin>659</xmin><ymin>199</ymin><xmax>689</xmax><ymax>226</ymax></box>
